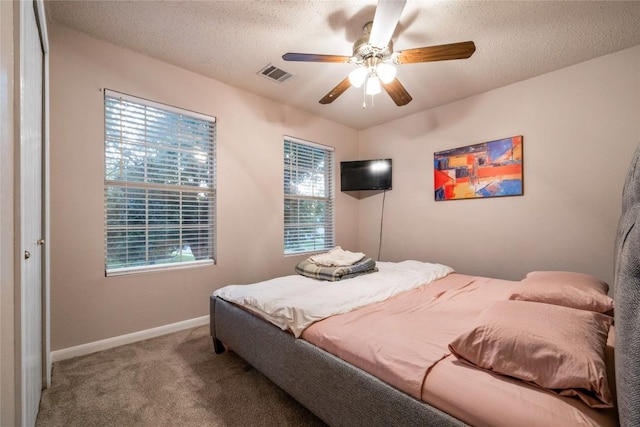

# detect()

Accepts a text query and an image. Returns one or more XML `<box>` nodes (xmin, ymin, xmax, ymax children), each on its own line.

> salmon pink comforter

<box><xmin>301</xmin><ymin>274</ymin><xmax>618</xmax><ymax>427</ymax></box>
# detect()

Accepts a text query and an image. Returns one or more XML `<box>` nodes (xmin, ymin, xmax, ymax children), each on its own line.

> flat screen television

<box><xmin>340</xmin><ymin>159</ymin><xmax>392</xmax><ymax>191</ymax></box>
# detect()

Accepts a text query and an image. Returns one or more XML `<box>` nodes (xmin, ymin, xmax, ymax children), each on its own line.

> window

<box><xmin>283</xmin><ymin>136</ymin><xmax>335</xmax><ymax>255</ymax></box>
<box><xmin>104</xmin><ymin>90</ymin><xmax>216</xmax><ymax>275</ymax></box>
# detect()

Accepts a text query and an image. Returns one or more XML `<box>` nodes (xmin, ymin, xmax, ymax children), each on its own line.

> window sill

<box><xmin>106</xmin><ymin>259</ymin><xmax>215</xmax><ymax>277</ymax></box>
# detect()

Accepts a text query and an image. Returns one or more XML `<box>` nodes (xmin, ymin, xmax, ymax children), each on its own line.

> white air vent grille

<box><xmin>258</xmin><ymin>64</ymin><xmax>293</xmax><ymax>83</ymax></box>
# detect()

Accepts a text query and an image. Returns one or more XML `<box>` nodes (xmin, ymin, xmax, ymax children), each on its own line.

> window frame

<box><xmin>283</xmin><ymin>135</ymin><xmax>335</xmax><ymax>256</ymax></box>
<box><xmin>103</xmin><ymin>89</ymin><xmax>217</xmax><ymax>276</ymax></box>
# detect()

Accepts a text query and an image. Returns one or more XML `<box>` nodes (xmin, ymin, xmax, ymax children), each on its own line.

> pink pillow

<box><xmin>525</xmin><ymin>271</ymin><xmax>609</xmax><ymax>293</ymax></box>
<box><xmin>449</xmin><ymin>300</ymin><xmax>614</xmax><ymax>408</ymax></box>
<box><xmin>509</xmin><ymin>271</ymin><xmax>613</xmax><ymax>313</ymax></box>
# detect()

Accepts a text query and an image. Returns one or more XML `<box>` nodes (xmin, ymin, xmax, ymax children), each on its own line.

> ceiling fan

<box><xmin>282</xmin><ymin>0</ymin><xmax>476</xmax><ymax>108</ymax></box>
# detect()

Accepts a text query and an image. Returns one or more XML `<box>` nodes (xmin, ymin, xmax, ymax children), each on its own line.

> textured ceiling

<box><xmin>45</xmin><ymin>1</ymin><xmax>640</xmax><ymax>130</ymax></box>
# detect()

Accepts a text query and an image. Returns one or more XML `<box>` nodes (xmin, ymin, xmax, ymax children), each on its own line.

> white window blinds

<box><xmin>283</xmin><ymin>136</ymin><xmax>335</xmax><ymax>255</ymax></box>
<box><xmin>104</xmin><ymin>90</ymin><xmax>216</xmax><ymax>275</ymax></box>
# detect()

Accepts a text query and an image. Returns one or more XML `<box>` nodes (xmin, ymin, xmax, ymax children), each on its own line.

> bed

<box><xmin>209</xmin><ymin>143</ymin><xmax>640</xmax><ymax>427</ymax></box>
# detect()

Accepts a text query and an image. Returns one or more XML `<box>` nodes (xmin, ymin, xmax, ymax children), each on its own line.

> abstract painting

<box><xmin>434</xmin><ymin>136</ymin><xmax>523</xmax><ymax>201</ymax></box>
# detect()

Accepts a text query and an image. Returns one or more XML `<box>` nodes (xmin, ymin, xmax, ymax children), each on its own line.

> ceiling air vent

<box><xmin>258</xmin><ymin>64</ymin><xmax>293</xmax><ymax>83</ymax></box>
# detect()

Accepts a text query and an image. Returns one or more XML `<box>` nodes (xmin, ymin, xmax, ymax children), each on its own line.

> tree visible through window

<box><xmin>284</xmin><ymin>137</ymin><xmax>334</xmax><ymax>255</ymax></box>
<box><xmin>104</xmin><ymin>90</ymin><xmax>216</xmax><ymax>275</ymax></box>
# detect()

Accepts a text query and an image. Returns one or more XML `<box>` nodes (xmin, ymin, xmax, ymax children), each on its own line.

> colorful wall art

<box><xmin>434</xmin><ymin>136</ymin><xmax>523</xmax><ymax>201</ymax></box>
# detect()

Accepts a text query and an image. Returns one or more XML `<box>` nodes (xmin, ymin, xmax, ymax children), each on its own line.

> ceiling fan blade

<box><xmin>369</xmin><ymin>0</ymin><xmax>407</xmax><ymax>49</ymax></box>
<box><xmin>282</xmin><ymin>53</ymin><xmax>351</xmax><ymax>63</ymax></box>
<box><xmin>396</xmin><ymin>41</ymin><xmax>476</xmax><ymax>64</ymax></box>
<box><xmin>382</xmin><ymin>78</ymin><xmax>412</xmax><ymax>106</ymax></box>
<box><xmin>319</xmin><ymin>77</ymin><xmax>352</xmax><ymax>104</ymax></box>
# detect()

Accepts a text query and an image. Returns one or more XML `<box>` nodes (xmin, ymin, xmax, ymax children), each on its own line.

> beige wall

<box><xmin>50</xmin><ymin>20</ymin><xmax>640</xmax><ymax>351</ymax></box>
<box><xmin>0</xmin><ymin>1</ymin><xmax>16</xmax><ymax>425</ymax></box>
<box><xmin>358</xmin><ymin>45</ymin><xmax>640</xmax><ymax>287</ymax></box>
<box><xmin>48</xmin><ymin>23</ymin><xmax>359</xmax><ymax>351</ymax></box>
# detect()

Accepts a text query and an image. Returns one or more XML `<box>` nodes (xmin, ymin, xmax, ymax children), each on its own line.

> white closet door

<box><xmin>20</xmin><ymin>1</ymin><xmax>44</xmax><ymax>425</ymax></box>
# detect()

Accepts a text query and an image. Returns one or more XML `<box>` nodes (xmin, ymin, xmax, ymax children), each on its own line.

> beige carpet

<box><xmin>36</xmin><ymin>325</ymin><xmax>327</xmax><ymax>427</ymax></box>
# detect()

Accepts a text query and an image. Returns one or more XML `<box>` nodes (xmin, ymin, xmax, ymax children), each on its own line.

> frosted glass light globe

<box><xmin>376</xmin><ymin>63</ymin><xmax>397</xmax><ymax>84</ymax></box>
<box><xmin>365</xmin><ymin>75</ymin><xmax>381</xmax><ymax>95</ymax></box>
<box><xmin>348</xmin><ymin>67</ymin><xmax>367</xmax><ymax>88</ymax></box>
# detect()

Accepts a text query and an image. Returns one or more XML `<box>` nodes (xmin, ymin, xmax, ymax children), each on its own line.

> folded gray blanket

<box><xmin>295</xmin><ymin>257</ymin><xmax>378</xmax><ymax>281</ymax></box>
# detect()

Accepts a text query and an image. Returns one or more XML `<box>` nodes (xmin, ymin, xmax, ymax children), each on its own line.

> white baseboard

<box><xmin>51</xmin><ymin>315</ymin><xmax>210</xmax><ymax>363</ymax></box>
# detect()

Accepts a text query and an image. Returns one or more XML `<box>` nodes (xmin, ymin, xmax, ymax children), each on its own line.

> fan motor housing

<box><xmin>352</xmin><ymin>22</ymin><xmax>393</xmax><ymax>62</ymax></box>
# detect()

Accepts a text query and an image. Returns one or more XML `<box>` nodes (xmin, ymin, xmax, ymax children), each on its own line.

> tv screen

<box><xmin>340</xmin><ymin>159</ymin><xmax>392</xmax><ymax>191</ymax></box>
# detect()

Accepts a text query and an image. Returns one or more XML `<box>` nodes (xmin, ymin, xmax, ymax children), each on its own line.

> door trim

<box><xmin>34</xmin><ymin>0</ymin><xmax>50</xmax><ymax>390</ymax></box>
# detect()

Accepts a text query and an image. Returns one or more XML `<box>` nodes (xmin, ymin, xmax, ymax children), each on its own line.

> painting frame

<box><xmin>434</xmin><ymin>136</ymin><xmax>523</xmax><ymax>201</ymax></box>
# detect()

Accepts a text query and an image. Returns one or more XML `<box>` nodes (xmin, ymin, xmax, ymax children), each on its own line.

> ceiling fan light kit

<box><xmin>282</xmin><ymin>0</ymin><xmax>476</xmax><ymax>108</ymax></box>
<box><xmin>348</xmin><ymin>59</ymin><xmax>396</xmax><ymax>87</ymax></box>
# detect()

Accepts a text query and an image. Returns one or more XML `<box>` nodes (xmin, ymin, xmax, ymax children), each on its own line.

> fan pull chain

<box><xmin>362</xmin><ymin>85</ymin><xmax>367</xmax><ymax>109</ymax></box>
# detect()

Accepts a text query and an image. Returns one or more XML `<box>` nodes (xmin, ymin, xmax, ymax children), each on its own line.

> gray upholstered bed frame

<box><xmin>210</xmin><ymin>142</ymin><xmax>640</xmax><ymax>427</ymax></box>
<box><xmin>210</xmin><ymin>298</ymin><xmax>466</xmax><ymax>427</ymax></box>
<box><xmin>614</xmin><ymin>142</ymin><xmax>640</xmax><ymax>427</ymax></box>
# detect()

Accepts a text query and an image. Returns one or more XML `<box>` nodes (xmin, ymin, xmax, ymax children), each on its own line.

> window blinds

<box><xmin>104</xmin><ymin>90</ymin><xmax>216</xmax><ymax>275</ymax></box>
<box><xmin>283</xmin><ymin>137</ymin><xmax>335</xmax><ymax>255</ymax></box>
